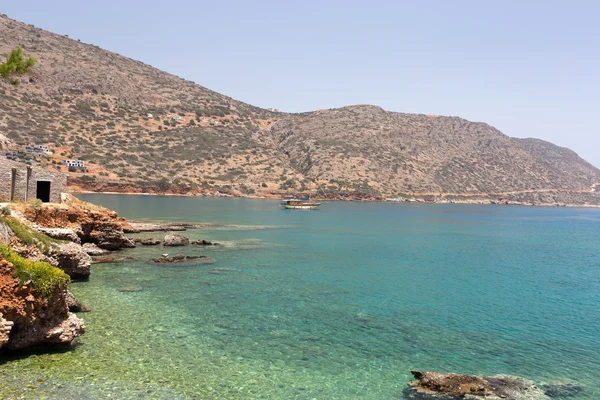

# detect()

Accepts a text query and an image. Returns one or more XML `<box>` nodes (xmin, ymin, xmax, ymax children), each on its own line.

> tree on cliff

<box><xmin>0</xmin><ymin>47</ymin><xmax>36</xmax><ymax>81</ymax></box>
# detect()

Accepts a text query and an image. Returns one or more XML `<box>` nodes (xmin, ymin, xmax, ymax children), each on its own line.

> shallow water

<box><xmin>1</xmin><ymin>195</ymin><xmax>599</xmax><ymax>399</ymax></box>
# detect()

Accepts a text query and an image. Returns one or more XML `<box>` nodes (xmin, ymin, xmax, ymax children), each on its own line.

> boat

<box><xmin>280</xmin><ymin>196</ymin><xmax>321</xmax><ymax>210</ymax></box>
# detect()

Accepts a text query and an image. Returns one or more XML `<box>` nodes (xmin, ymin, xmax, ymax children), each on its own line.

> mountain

<box><xmin>1</xmin><ymin>14</ymin><xmax>599</xmax><ymax>205</ymax></box>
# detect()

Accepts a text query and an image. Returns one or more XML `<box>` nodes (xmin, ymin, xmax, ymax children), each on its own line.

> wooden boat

<box><xmin>280</xmin><ymin>196</ymin><xmax>321</xmax><ymax>210</ymax></box>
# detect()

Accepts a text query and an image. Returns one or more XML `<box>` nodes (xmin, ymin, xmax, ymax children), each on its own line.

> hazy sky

<box><xmin>3</xmin><ymin>1</ymin><xmax>600</xmax><ymax>166</ymax></box>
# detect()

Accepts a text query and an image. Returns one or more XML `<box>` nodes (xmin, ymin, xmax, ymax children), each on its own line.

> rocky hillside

<box><xmin>2</xmin><ymin>14</ymin><xmax>600</xmax><ymax>204</ymax></box>
<box><xmin>270</xmin><ymin>105</ymin><xmax>600</xmax><ymax>196</ymax></box>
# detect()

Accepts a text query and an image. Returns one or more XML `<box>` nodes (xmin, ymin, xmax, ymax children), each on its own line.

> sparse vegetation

<box><xmin>0</xmin><ymin>244</ymin><xmax>70</xmax><ymax>298</ymax></box>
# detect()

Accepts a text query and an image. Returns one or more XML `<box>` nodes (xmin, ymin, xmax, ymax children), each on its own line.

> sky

<box><xmin>3</xmin><ymin>1</ymin><xmax>600</xmax><ymax>166</ymax></box>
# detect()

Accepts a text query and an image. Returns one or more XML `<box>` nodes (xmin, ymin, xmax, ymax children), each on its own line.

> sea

<box><xmin>1</xmin><ymin>194</ymin><xmax>599</xmax><ymax>399</ymax></box>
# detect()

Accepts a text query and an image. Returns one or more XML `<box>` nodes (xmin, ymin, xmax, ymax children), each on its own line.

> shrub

<box><xmin>0</xmin><ymin>47</ymin><xmax>36</xmax><ymax>78</ymax></box>
<box><xmin>0</xmin><ymin>245</ymin><xmax>70</xmax><ymax>298</ymax></box>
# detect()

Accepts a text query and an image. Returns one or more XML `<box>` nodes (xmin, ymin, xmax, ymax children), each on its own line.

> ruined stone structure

<box><xmin>0</xmin><ymin>159</ymin><xmax>67</xmax><ymax>203</ymax></box>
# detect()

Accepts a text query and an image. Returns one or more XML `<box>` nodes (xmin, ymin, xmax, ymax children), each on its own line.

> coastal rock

<box><xmin>140</xmin><ymin>238</ymin><xmax>161</xmax><ymax>246</ymax></box>
<box><xmin>65</xmin><ymin>291</ymin><xmax>90</xmax><ymax>313</ymax></box>
<box><xmin>49</xmin><ymin>243</ymin><xmax>93</xmax><ymax>280</ymax></box>
<box><xmin>408</xmin><ymin>370</ymin><xmax>550</xmax><ymax>400</ymax></box>
<box><xmin>18</xmin><ymin>196</ymin><xmax>135</xmax><ymax>251</ymax></box>
<box><xmin>191</xmin><ymin>239</ymin><xmax>220</xmax><ymax>246</ymax></box>
<box><xmin>82</xmin><ymin>222</ymin><xmax>136</xmax><ymax>250</ymax></box>
<box><xmin>37</xmin><ymin>228</ymin><xmax>81</xmax><ymax>244</ymax></box>
<box><xmin>82</xmin><ymin>242</ymin><xmax>109</xmax><ymax>256</ymax></box>
<box><xmin>163</xmin><ymin>233</ymin><xmax>190</xmax><ymax>246</ymax></box>
<box><xmin>153</xmin><ymin>254</ymin><xmax>215</xmax><ymax>264</ymax></box>
<box><xmin>0</xmin><ymin>258</ymin><xmax>85</xmax><ymax>351</ymax></box>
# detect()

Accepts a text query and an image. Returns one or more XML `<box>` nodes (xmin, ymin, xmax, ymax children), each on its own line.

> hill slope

<box><xmin>1</xmin><ymin>14</ymin><xmax>599</xmax><ymax>205</ymax></box>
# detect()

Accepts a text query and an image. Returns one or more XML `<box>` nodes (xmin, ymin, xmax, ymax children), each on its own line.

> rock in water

<box><xmin>49</xmin><ymin>243</ymin><xmax>93</xmax><ymax>280</ymax></box>
<box><xmin>140</xmin><ymin>238</ymin><xmax>161</xmax><ymax>246</ymax></box>
<box><xmin>541</xmin><ymin>380</ymin><xmax>585</xmax><ymax>398</ymax></box>
<box><xmin>163</xmin><ymin>233</ymin><xmax>190</xmax><ymax>246</ymax></box>
<box><xmin>191</xmin><ymin>239</ymin><xmax>220</xmax><ymax>246</ymax></box>
<box><xmin>408</xmin><ymin>370</ymin><xmax>550</xmax><ymax>400</ymax></box>
<box><xmin>153</xmin><ymin>255</ymin><xmax>215</xmax><ymax>264</ymax></box>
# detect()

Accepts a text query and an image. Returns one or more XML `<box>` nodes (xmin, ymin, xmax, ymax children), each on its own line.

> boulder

<box><xmin>140</xmin><ymin>238</ymin><xmax>161</xmax><ymax>246</ymax></box>
<box><xmin>82</xmin><ymin>242</ymin><xmax>108</xmax><ymax>256</ymax></box>
<box><xmin>163</xmin><ymin>233</ymin><xmax>189</xmax><ymax>247</ymax></box>
<box><xmin>49</xmin><ymin>243</ymin><xmax>93</xmax><ymax>280</ymax></box>
<box><xmin>408</xmin><ymin>370</ymin><xmax>550</xmax><ymax>400</ymax></box>
<box><xmin>81</xmin><ymin>222</ymin><xmax>136</xmax><ymax>250</ymax></box>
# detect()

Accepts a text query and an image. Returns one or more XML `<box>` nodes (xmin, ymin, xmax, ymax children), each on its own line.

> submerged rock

<box><xmin>153</xmin><ymin>254</ymin><xmax>215</xmax><ymax>264</ymax></box>
<box><xmin>541</xmin><ymin>380</ymin><xmax>585</xmax><ymax>398</ymax></box>
<box><xmin>191</xmin><ymin>239</ymin><xmax>220</xmax><ymax>246</ymax></box>
<box><xmin>163</xmin><ymin>233</ymin><xmax>189</xmax><ymax>246</ymax></box>
<box><xmin>91</xmin><ymin>256</ymin><xmax>136</xmax><ymax>264</ymax></box>
<box><xmin>140</xmin><ymin>238</ymin><xmax>161</xmax><ymax>246</ymax></box>
<box><xmin>116</xmin><ymin>286</ymin><xmax>143</xmax><ymax>293</ymax></box>
<box><xmin>408</xmin><ymin>370</ymin><xmax>550</xmax><ymax>400</ymax></box>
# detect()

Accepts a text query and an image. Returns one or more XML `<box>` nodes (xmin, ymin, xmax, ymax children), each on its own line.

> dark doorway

<box><xmin>36</xmin><ymin>181</ymin><xmax>51</xmax><ymax>202</ymax></box>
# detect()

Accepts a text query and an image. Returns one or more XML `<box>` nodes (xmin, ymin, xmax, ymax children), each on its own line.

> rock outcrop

<box><xmin>36</xmin><ymin>227</ymin><xmax>81</xmax><ymax>244</ymax></box>
<box><xmin>408</xmin><ymin>370</ymin><xmax>550</xmax><ymax>400</ymax></box>
<box><xmin>163</xmin><ymin>233</ymin><xmax>190</xmax><ymax>247</ymax></box>
<box><xmin>17</xmin><ymin>195</ymin><xmax>135</xmax><ymax>250</ymax></box>
<box><xmin>48</xmin><ymin>242</ymin><xmax>92</xmax><ymax>280</ymax></box>
<box><xmin>82</xmin><ymin>242</ymin><xmax>108</xmax><ymax>256</ymax></box>
<box><xmin>0</xmin><ymin>258</ymin><xmax>85</xmax><ymax>351</ymax></box>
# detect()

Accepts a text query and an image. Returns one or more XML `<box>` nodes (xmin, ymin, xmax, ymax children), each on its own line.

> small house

<box><xmin>0</xmin><ymin>158</ymin><xmax>67</xmax><ymax>203</ymax></box>
<box><xmin>64</xmin><ymin>160</ymin><xmax>85</xmax><ymax>169</ymax></box>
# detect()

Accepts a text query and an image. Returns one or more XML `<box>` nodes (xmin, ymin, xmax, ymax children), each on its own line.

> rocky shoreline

<box><xmin>72</xmin><ymin>187</ymin><xmax>600</xmax><ymax>208</ymax></box>
<box><xmin>0</xmin><ymin>195</ymin><xmax>137</xmax><ymax>352</ymax></box>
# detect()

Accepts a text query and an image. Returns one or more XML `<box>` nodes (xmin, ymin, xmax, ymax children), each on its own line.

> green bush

<box><xmin>0</xmin><ymin>245</ymin><xmax>70</xmax><ymax>298</ymax></box>
<box><xmin>0</xmin><ymin>47</ymin><xmax>36</xmax><ymax>78</ymax></box>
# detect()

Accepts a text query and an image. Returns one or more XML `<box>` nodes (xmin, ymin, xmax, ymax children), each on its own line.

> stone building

<box><xmin>0</xmin><ymin>159</ymin><xmax>67</xmax><ymax>203</ymax></box>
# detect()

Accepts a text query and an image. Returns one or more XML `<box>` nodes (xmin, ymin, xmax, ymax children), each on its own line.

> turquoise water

<box><xmin>1</xmin><ymin>195</ymin><xmax>599</xmax><ymax>399</ymax></box>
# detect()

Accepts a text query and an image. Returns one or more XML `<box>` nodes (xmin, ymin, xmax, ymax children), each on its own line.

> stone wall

<box><xmin>0</xmin><ymin>159</ymin><xmax>67</xmax><ymax>203</ymax></box>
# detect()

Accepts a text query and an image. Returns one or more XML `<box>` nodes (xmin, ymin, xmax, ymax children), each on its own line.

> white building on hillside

<box><xmin>64</xmin><ymin>160</ymin><xmax>85</xmax><ymax>169</ymax></box>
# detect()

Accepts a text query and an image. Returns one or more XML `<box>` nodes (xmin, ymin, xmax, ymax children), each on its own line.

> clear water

<box><xmin>1</xmin><ymin>195</ymin><xmax>599</xmax><ymax>399</ymax></box>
